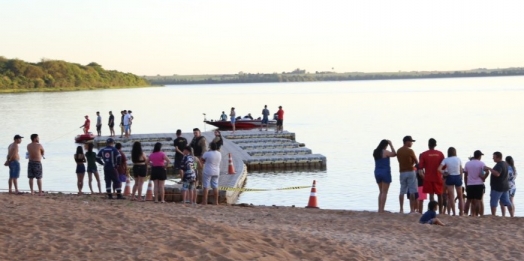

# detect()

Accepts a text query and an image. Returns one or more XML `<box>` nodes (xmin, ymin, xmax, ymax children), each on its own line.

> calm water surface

<box><xmin>1</xmin><ymin>76</ymin><xmax>523</xmax><ymax>216</ymax></box>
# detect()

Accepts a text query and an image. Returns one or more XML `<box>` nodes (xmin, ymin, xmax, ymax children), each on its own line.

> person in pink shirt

<box><xmin>149</xmin><ymin>142</ymin><xmax>171</xmax><ymax>203</ymax></box>
<box><xmin>464</xmin><ymin>150</ymin><xmax>489</xmax><ymax>216</ymax></box>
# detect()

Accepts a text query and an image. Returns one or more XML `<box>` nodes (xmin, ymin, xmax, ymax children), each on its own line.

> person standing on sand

<box><xmin>396</xmin><ymin>136</ymin><xmax>418</xmax><ymax>213</ymax></box>
<box><xmin>438</xmin><ymin>147</ymin><xmax>464</xmax><ymax>216</ymax></box>
<box><xmin>96</xmin><ymin>138</ymin><xmax>124</xmax><ymax>199</ymax></box>
<box><xmin>260</xmin><ymin>105</ymin><xmax>270</xmax><ymax>131</ymax></box>
<box><xmin>373</xmin><ymin>139</ymin><xmax>396</xmax><ymax>213</ymax></box>
<box><xmin>276</xmin><ymin>106</ymin><xmax>284</xmax><ymax>133</ymax></box>
<box><xmin>230</xmin><ymin>107</ymin><xmax>236</xmax><ymax>134</ymax></box>
<box><xmin>190</xmin><ymin>128</ymin><xmax>207</xmax><ymax>188</ymax></box>
<box><xmin>81</xmin><ymin>115</ymin><xmax>90</xmax><ymax>134</ymax></box>
<box><xmin>173</xmin><ymin>129</ymin><xmax>188</xmax><ymax>177</ymax></box>
<box><xmin>85</xmin><ymin>143</ymin><xmax>102</xmax><ymax>194</ymax></box>
<box><xmin>108</xmin><ymin>111</ymin><xmax>115</xmax><ymax>137</ymax></box>
<box><xmin>6</xmin><ymin>135</ymin><xmax>23</xmax><ymax>194</ymax></box>
<box><xmin>96</xmin><ymin>111</ymin><xmax>102</xmax><ymax>136</ymax></box>
<box><xmin>418</xmin><ymin>138</ymin><xmax>445</xmax><ymax>213</ymax></box>
<box><xmin>464</xmin><ymin>150</ymin><xmax>488</xmax><ymax>216</ymax></box>
<box><xmin>27</xmin><ymin>134</ymin><xmax>45</xmax><ymax>196</ymax></box>
<box><xmin>115</xmin><ymin>143</ymin><xmax>128</xmax><ymax>185</ymax></box>
<box><xmin>201</xmin><ymin>142</ymin><xmax>222</xmax><ymax>205</ymax></box>
<box><xmin>500</xmin><ymin>156</ymin><xmax>517</xmax><ymax>217</ymax></box>
<box><xmin>484</xmin><ymin>151</ymin><xmax>513</xmax><ymax>217</ymax></box>
<box><xmin>149</xmin><ymin>142</ymin><xmax>170</xmax><ymax>203</ymax></box>
<box><xmin>74</xmin><ymin>146</ymin><xmax>86</xmax><ymax>195</ymax></box>
<box><xmin>131</xmin><ymin>141</ymin><xmax>148</xmax><ymax>201</ymax></box>
<box><xmin>181</xmin><ymin>146</ymin><xmax>197</xmax><ymax>205</ymax></box>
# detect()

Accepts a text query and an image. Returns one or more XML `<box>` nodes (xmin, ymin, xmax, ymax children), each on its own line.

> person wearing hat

<box><xmin>80</xmin><ymin>115</ymin><xmax>90</xmax><ymax>134</ymax></box>
<box><xmin>418</xmin><ymin>138</ymin><xmax>445</xmax><ymax>213</ymax></box>
<box><xmin>96</xmin><ymin>138</ymin><xmax>124</xmax><ymax>199</ymax></box>
<box><xmin>6</xmin><ymin>135</ymin><xmax>23</xmax><ymax>194</ymax></box>
<box><xmin>173</xmin><ymin>129</ymin><xmax>188</xmax><ymax>177</ymax></box>
<box><xmin>464</xmin><ymin>150</ymin><xmax>488</xmax><ymax>216</ymax></box>
<box><xmin>276</xmin><ymin>106</ymin><xmax>284</xmax><ymax>133</ymax></box>
<box><xmin>396</xmin><ymin>135</ymin><xmax>418</xmax><ymax>213</ymax></box>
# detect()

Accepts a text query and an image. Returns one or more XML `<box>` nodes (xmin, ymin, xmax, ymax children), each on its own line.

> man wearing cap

<box><xmin>464</xmin><ymin>150</ymin><xmax>489</xmax><ymax>216</ymax></box>
<box><xmin>419</xmin><ymin>138</ymin><xmax>445</xmax><ymax>213</ymax></box>
<box><xmin>6</xmin><ymin>135</ymin><xmax>23</xmax><ymax>194</ymax></box>
<box><xmin>485</xmin><ymin>151</ymin><xmax>513</xmax><ymax>217</ymax></box>
<box><xmin>173</xmin><ymin>129</ymin><xmax>188</xmax><ymax>177</ymax></box>
<box><xmin>96</xmin><ymin>111</ymin><xmax>102</xmax><ymax>136</ymax></box>
<box><xmin>27</xmin><ymin>134</ymin><xmax>45</xmax><ymax>196</ymax></box>
<box><xmin>81</xmin><ymin>115</ymin><xmax>90</xmax><ymax>134</ymax></box>
<box><xmin>397</xmin><ymin>136</ymin><xmax>418</xmax><ymax>213</ymax></box>
<box><xmin>96</xmin><ymin>138</ymin><xmax>124</xmax><ymax>199</ymax></box>
<box><xmin>276</xmin><ymin>106</ymin><xmax>284</xmax><ymax>133</ymax></box>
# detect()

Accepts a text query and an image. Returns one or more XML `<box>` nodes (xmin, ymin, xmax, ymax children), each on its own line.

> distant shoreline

<box><xmin>0</xmin><ymin>85</ymin><xmax>160</xmax><ymax>94</ymax></box>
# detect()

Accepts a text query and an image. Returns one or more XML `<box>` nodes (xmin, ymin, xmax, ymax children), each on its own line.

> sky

<box><xmin>1</xmin><ymin>0</ymin><xmax>524</xmax><ymax>75</ymax></box>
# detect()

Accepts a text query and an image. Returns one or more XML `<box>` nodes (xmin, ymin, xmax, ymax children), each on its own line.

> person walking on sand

<box><xmin>190</xmin><ymin>128</ymin><xmax>207</xmax><ymax>188</ymax></box>
<box><xmin>74</xmin><ymin>146</ymin><xmax>86</xmax><ymax>195</ymax></box>
<box><xmin>438</xmin><ymin>147</ymin><xmax>464</xmax><ymax>216</ymax></box>
<box><xmin>260</xmin><ymin>105</ymin><xmax>270</xmax><ymax>131</ymax></box>
<box><xmin>276</xmin><ymin>106</ymin><xmax>284</xmax><ymax>133</ymax></box>
<box><xmin>419</xmin><ymin>138</ymin><xmax>445</xmax><ymax>213</ymax></box>
<box><xmin>27</xmin><ymin>134</ymin><xmax>45</xmax><ymax>196</ymax></box>
<box><xmin>85</xmin><ymin>143</ymin><xmax>102</xmax><ymax>194</ymax></box>
<box><xmin>373</xmin><ymin>139</ymin><xmax>396</xmax><ymax>213</ymax></box>
<box><xmin>173</xmin><ymin>129</ymin><xmax>188</xmax><ymax>178</ymax></box>
<box><xmin>397</xmin><ymin>136</ymin><xmax>418</xmax><ymax>213</ymax></box>
<box><xmin>181</xmin><ymin>146</ymin><xmax>197</xmax><ymax>205</ymax></box>
<box><xmin>96</xmin><ymin>111</ymin><xmax>102</xmax><ymax>136</ymax></box>
<box><xmin>81</xmin><ymin>115</ymin><xmax>90</xmax><ymax>134</ymax></box>
<box><xmin>201</xmin><ymin>142</ymin><xmax>222</xmax><ymax>205</ymax></box>
<box><xmin>149</xmin><ymin>142</ymin><xmax>170</xmax><ymax>203</ymax></box>
<box><xmin>464</xmin><ymin>150</ymin><xmax>488</xmax><ymax>216</ymax></box>
<box><xmin>108</xmin><ymin>111</ymin><xmax>115</xmax><ymax>137</ymax></box>
<box><xmin>500</xmin><ymin>156</ymin><xmax>516</xmax><ymax>217</ymax></box>
<box><xmin>230</xmin><ymin>107</ymin><xmax>236</xmax><ymax>134</ymax></box>
<box><xmin>131</xmin><ymin>141</ymin><xmax>148</xmax><ymax>201</ymax></box>
<box><xmin>419</xmin><ymin>201</ymin><xmax>445</xmax><ymax>226</ymax></box>
<box><xmin>6</xmin><ymin>135</ymin><xmax>23</xmax><ymax>194</ymax></box>
<box><xmin>484</xmin><ymin>151</ymin><xmax>513</xmax><ymax>217</ymax></box>
<box><xmin>96</xmin><ymin>138</ymin><xmax>124</xmax><ymax>199</ymax></box>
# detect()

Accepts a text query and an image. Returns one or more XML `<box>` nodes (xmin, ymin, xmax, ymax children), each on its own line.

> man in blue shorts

<box><xmin>6</xmin><ymin>135</ymin><xmax>23</xmax><ymax>194</ymax></box>
<box><xmin>96</xmin><ymin>138</ymin><xmax>124</xmax><ymax>199</ymax></box>
<box><xmin>260</xmin><ymin>105</ymin><xmax>270</xmax><ymax>131</ymax></box>
<box><xmin>485</xmin><ymin>151</ymin><xmax>513</xmax><ymax>217</ymax></box>
<box><xmin>201</xmin><ymin>142</ymin><xmax>222</xmax><ymax>205</ymax></box>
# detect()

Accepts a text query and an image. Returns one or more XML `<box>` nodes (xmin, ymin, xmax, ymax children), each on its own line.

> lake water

<box><xmin>1</xmin><ymin>76</ymin><xmax>523</xmax><ymax>216</ymax></box>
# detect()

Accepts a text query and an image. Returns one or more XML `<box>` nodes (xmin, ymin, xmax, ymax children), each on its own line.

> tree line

<box><xmin>0</xmin><ymin>57</ymin><xmax>149</xmax><ymax>91</ymax></box>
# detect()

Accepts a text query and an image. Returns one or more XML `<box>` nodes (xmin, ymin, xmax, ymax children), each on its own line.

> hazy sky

<box><xmin>1</xmin><ymin>0</ymin><xmax>523</xmax><ymax>75</ymax></box>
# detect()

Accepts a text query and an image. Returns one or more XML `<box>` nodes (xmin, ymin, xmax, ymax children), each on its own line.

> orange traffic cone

<box><xmin>123</xmin><ymin>177</ymin><xmax>131</xmax><ymax>196</ymax></box>
<box><xmin>228</xmin><ymin>153</ymin><xmax>236</xmax><ymax>174</ymax></box>
<box><xmin>305</xmin><ymin>180</ymin><xmax>319</xmax><ymax>209</ymax></box>
<box><xmin>145</xmin><ymin>180</ymin><xmax>154</xmax><ymax>201</ymax></box>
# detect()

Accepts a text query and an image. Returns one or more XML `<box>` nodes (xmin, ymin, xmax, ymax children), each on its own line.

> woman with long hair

<box><xmin>131</xmin><ymin>141</ymin><xmax>148</xmax><ymax>201</ymax></box>
<box><xmin>230</xmin><ymin>107</ymin><xmax>236</xmax><ymax>134</ymax></box>
<box><xmin>438</xmin><ymin>147</ymin><xmax>464</xmax><ymax>216</ymax></box>
<box><xmin>211</xmin><ymin>129</ymin><xmax>223</xmax><ymax>151</ymax></box>
<box><xmin>149</xmin><ymin>142</ymin><xmax>171</xmax><ymax>203</ymax></box>
<box><xmin>501</xmin><ymin>156</ymin><xmax>517</xmax><ymax>216</ymax></box>
<box><xmin>74</xmin><ymin>145</ymin><xmax>86</xmax><ymax>195</ymax></box>
<box><xmin>373</xmin><ymin>139</ymin><xmax>396</xmax><ymax>213</ymax></box>
<box><xmin>84</xmin><ymin>143</ymin><xmax>101</xmax><ymax>194</ymax></box>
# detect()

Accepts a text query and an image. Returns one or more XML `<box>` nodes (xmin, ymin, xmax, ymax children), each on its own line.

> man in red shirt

<box><xmin>276</xmin><ymin>106</ymin><xmax>284</xmax><ymax>133</ymax></box>
<box><xmin>419</xmin><ymin>138</ymin><xmax>445</xmax><ymax>213</ymax></box>
<box><xmin>81</xmin><ymin>115</ymin><xmax>90</xmax><ymax>134</ymax></box>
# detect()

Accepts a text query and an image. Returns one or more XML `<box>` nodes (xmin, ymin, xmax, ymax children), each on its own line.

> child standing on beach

<box><xmin>181</xmin><ymin>146</ymin><xmax>197</xmax><ymax>205</ymax></box>
<box><xmin>419</xmin><ymin>201</ymin><xmax>445</xmax><ymax>226</ymax></box>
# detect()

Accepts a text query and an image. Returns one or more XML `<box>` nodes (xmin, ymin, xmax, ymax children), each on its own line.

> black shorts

<box><xmin>132</xmin><ymin>165</ymin><xmax>147</xmax><ymax>178</ymax></box>
<box><xmin>109</xmin><ymin>124</ymin><xmax>114</xmax><ymax>128</ymax></box>
<box><xmin>151</xmin><ymin>166</ymin><xmax>167</xmax><ymax>181</ymax></box>
<box><xmin>96</xmin><ymin>125</ymin><xmax>102</xmax><ymax>131</ymax></box>
<box><xmin>277</xmin><ymin>119</ymin><xmax>283</xmax><ymax>126</ymax></box>
<box><xmin>466</xmin><ymin>184</ymin><xmax>485</xmax><ymax>200</ymax></box>
<box><xmin>174</xmin><ymin>154</ymin><xmax>184</xmax><ymax>170</ymax></box>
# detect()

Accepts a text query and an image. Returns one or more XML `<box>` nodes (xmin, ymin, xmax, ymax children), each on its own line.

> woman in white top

<box><xmin>438</xmin><ymin>147</ymin><xmax>464</xmax><ymax>216</ymax></box>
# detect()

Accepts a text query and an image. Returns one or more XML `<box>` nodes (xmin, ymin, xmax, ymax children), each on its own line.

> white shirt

<box><xmin>202</xmin><ymin>150</ymin><xmax>222</xmax><ymax>176</ymax></box>
<box><xmin>123</xmin><ymin>114</ymin><xmax>131</xmax><ymax>125</ymax></box>
<box><xmin>440</xmin><ymin>156</ymin><xmax>462</xmax><ymax>175</ymax></box>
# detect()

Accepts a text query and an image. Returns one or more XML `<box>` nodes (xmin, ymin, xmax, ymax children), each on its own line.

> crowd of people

<box><xmin>219</xmin><ymin>105</ymin><xmax>284</xmax><ymax>134</ymax></box>
<box><xmin>374</xmin><ymin>136</ymin><xmax>517</xmax><ymax>223</ymax></box>
<box><xmin>80</xmin><ymin>110</ymin><xmax>134</xmax><ymax>138</ymax></box>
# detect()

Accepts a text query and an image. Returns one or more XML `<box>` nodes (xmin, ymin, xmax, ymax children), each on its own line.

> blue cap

<box><xmin>106</xmin><ymin>138</ymin><xmax>115</xmax><ymax>144</ymax></box>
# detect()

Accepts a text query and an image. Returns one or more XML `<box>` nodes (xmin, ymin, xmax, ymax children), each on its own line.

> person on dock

<box><xmin>260</xmin><ymin>105</ymin><xmax>270</xmax><ymax>131</ymax></box>
<box><xmin>149</xmin><ymin>142</ymin><xmax>170</xmax><ymax>203</ymax></box>
<box><xmin>220</xmin><ymin>111</ymin><xmax>227</xmax><ymax>121</ymax></box>
<box><xmin>418</xmin><ymin>138</ymin><xmax>445</xmax><ymax>213</ymax></box>
<box><xmin>85</xmin><ymin>143</ymin><xmax>102</xmax><ymax>194</ymax></box>
<box><xmin>96</xmin><ymin>111</ymin><xmax>102</xmax><ymax>136</ymax></box>
<box><xmin>74</xmin><ymin>146</ymin><xmax>86</xmax><ymax>195</ymax></box>
<box><xmin>276</xmin><ymin>106</ymin><xmax>284</xmax><ymax>133</ymax></box>
<box><xmin>415</xmin><ymin>161</ymin><xmax>426</xmax><ymax>213</ymax></box>
<box><xmin>201</xmin><ymin>142</ymin><xmax>222</xmax><ymax>205</ymax></box>
<box><xmin>173</xmin><ymin>129</ymin><xmax>188</xmax><ymax>177</ymax></box>
<box><xmin>501</xmin><ymin>156</ymin><xmax>517</xmax><ymax>217</ymax></box>
<box><xmin>438</xmin><ymin>147</ymin><xmax>464</xmax><ymax>216</ymax></box>
<box><xmin>484</xmin><ymin>151</ymin><xmax>513</xmax><ymax>217</ymax></box>
<box><xmin>128</xmin><ymin>110</ymin><xmax>134</xmax><ymax>135</ymax></box>
<box><xmin>190</xmin><ymin>128</ymin><xmax>207</xmax><ymax>188</ymax></box>
<box><xmin>397</xmin><ymin>136</ymin><xmax>418</xmax><ymax>213</ymax></box>
<box><xmin>419</xmin><ymin>201</ymin><xmax>445</xmax><ymax>226</ymax></box>
<box><xmin>123</xmin><ymin>110</ymin><xmax>132</xmax><ymax>138</ymax></box>
<box><xmin>181</xmin><ymin>146</ymin><xmax>196</xmax><ymax>205</ymax></box>
<box><xmin>373</xmin><ymin>139</ymin><xmax>396</xmax><ymax>213</ymax></box>
<box><xmin>230</xmin><ymin>107</ymin><xmax>236</xmax><ymax>134</ymax></box>
<box><xmin>108</xmin><ymin>111</ymin><xmax>115</xmax><ymax>137</ymax></box>
<box><xmin>115</xmin><ymin>143</ymin><xmax>128</xmax><ymax>187</ymax></box>
<box><xmin>6</xmin><ymin>134</ymin><xmax>23</xmax><ymax>194</ymax></box>
<box><xmin>119</xmin><ymin>110</ymin><xmax>125</xmax><ymax>138</ymax></box>
<box><xmin>96</xmin><ymin>138</ymin><xmax>124</xmax><ymax>199</ymax></box>
<box><xmin>27</xmin><ymin>134</ymin><xmax>45</xmax><ymax>196</ymax></box>
<box><xmin>131</xmin><ymin>141</ymin><xmax>148</xmax><ymax>201</ymax></box>
<box><xmin>81</xmin><ymin>115</ymin><xmax>90</xmax><ymax>134</ymax></box>
<box><xmin>464</xmin><ymin>151</ymin><xmax>488</xmax><ymax>217</ymax></box>
<box><xmin>211</xmin><ymin>130</ymin><xmax>223</xmax><ymax>151</ymax></box>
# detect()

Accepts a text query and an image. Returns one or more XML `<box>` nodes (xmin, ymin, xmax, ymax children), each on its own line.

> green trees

<box><xmin>0</xmin><ymin>57</ymin><xmax>149</xmax><ymax>91</ymax></box>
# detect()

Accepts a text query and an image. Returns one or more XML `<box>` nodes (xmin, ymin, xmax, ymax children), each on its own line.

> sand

<box><xmin>0</xmin><ymin>193</ymin><xmax>522</xmax><ymax>261</ymax></box>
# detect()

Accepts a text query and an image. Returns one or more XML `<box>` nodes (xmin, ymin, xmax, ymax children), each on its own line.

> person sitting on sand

<box><xmin>419</xmin><ymin>201</ymin><xmax>445</xmax><ymax>226</ymax></box>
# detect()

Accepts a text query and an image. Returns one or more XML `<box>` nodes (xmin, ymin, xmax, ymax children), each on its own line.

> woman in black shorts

<box><xmin>148</xmin><ymin>142</ymin><xmax>171</xmax><ymax>203</ymax></box>
<box><xmin>131</xmin><ymin>142</ymin><xmax>148</xmax><ymax>201</ymax></box>
<box><xmin>74</xmin><ymin>146</ymin><xmax>86</xmax><ymax>195</ymax></box>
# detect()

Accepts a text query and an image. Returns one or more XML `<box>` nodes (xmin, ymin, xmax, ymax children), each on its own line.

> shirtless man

<box><xmin>81</xmin><ymin>115</ymin><xmax>90</xmax><ymax>134</ymax></box>
<box><xmin>6</xmin><ymin>135</ymin><xmax>23</xmax><ymax>194</ymax></box>
<box><xmin>27</xmin><ymin>134</ymin><xmax>45</xmax><ymax>196</ymax></box>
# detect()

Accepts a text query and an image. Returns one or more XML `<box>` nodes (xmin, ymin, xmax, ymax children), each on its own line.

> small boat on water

<box><xmin>204</xmin><ymin>119</ymin><xmax>276</xmax><ymax>130</ymax></box>
<box><xmin>75</xmin><ymin>132</ymin><xmax>95</xmax><ymax>143</ymax></box>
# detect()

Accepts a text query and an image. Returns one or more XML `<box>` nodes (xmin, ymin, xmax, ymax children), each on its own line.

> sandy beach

<box><xmin>0</xmin><ymin>193</ymin><xmax>522</xmax><ymax>261</ymax></box>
